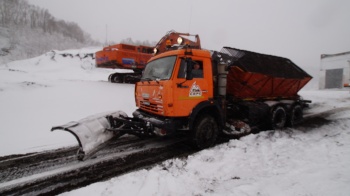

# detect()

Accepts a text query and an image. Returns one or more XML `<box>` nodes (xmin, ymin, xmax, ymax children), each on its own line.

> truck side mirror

<box><xmin>186</xmin><ymin>58</ymin><xmax>193</xmax><ymax>80</ymax></box>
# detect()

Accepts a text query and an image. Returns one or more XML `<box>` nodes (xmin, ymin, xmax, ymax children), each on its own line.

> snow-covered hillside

<box><xmin>0</xmin><ymin>25</ymin><xmax>98</xmax><ymax>65</ymax></box>
<box><xmin>0</xmin><ymin>50</ymin><xmax>349</xmax><ymax>196</ymax></box>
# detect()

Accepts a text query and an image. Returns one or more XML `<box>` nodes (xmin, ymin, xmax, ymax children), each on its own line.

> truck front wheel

<box><xmin>193</xmin><ymin>115</ymin><xmax>218</xmax><ymax>149</ymax></box>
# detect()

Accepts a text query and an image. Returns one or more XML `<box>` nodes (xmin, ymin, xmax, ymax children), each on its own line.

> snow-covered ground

<box><xmin>0</xmin><ymin>48</ymin><xmax>136</xmax><ymax>155</ymax></box>
<box><xmin>1</xmin><ymin>49</ymin><xmax>349</xmax><ymax>196</ymax></box>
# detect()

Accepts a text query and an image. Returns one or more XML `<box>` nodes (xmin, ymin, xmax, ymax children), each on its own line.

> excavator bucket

<box><xmin>51</xmin><ymin>111</ymin><xmax>127</xmax><ymax>160</ymax></box>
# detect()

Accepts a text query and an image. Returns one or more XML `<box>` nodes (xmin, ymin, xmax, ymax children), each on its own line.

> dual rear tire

<box><xmin>288</xmin><ymin>105</ymin><xmax>303</xmax><ymax>127</ymax></box>
<box><xmin>270</xmin><ymin>106</ymin><xmax>287</xmax><ymax>129</ymax></box>
<box><xmin>191</xmin><ymin>104</ymin><xmax>304</xmax><ymax>148</ymax></box>
<box><xmin>270</xmin><ymin>104</ymin><xmax>303</xmax><ymax>130</ymax></box>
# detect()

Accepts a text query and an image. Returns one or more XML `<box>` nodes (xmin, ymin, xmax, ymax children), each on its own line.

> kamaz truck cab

<box><xmin>135</xmin><ymin>48</ymin><xmax>217</xmax><ymax>133</ymax></box>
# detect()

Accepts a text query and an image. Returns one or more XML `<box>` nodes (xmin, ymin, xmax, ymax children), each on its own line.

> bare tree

<box><xmin>0</xmin><ymin>0</ymin><xmax>101</xmax><ymax>64</ymax></box>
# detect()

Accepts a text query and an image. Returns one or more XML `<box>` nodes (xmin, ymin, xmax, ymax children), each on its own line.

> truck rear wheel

<box><xmin>193</xmin><ymin>115</ymin><xmax>218</xmax><ymax>149</ymax></box>
<box><xmin>287</xmin><ymin>105</ymin><xmax>303</xmax><ymax>127</ymax></box>
<box><xmin>270</xmin><ymin>106</ymin><xmax>287</xmax><ymax>130</ymax></box>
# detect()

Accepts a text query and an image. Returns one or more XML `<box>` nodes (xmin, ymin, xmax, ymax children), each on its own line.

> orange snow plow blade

<box><xmin>51</xmin><ymin>111</ymin><xmax>127</xmax><ymax>160</ymax></box>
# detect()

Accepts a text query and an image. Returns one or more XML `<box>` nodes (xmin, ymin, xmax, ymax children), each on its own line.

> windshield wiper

<box><xmin>141</xmin><ymin>77</ymin><xmax>152</xmax><ymax>81</ymax></box>
<box><xmin>141</xmin><ymin>77</ymin><xmax>153</xmax><ymax>84</ymax></box>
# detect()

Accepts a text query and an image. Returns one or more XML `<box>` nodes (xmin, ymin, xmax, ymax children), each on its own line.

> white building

<box><xmin>319</xmin><ymin>51</ymin><xmax>350</xmax><ymax>89</ymax></box>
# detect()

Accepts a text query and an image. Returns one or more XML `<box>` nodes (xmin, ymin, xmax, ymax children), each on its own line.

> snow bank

<box><xmin>0</xmin><ymin>49</ymin><xmax>136</xmax><ymax>155</ymax></box>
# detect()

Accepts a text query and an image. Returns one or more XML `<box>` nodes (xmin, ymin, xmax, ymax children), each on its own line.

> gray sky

<box><xmin>27</xmin><ymin>0</ymin><xmax>350</xmax><ymax>88</ymax></box>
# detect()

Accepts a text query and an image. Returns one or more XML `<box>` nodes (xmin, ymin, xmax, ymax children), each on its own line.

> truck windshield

<box><xmin>141</xmin><ymin>56</ymin><xmax>176</xmax><ymax>81</ymax></box>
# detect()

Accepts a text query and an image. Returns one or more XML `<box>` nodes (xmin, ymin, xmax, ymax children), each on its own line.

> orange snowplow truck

<box><xmin>52</xmin><ymin>41</ymin><xmax>312</xmax><ymax>160</ymax></box>
<box><xmin>95</xmin><ymin>30</ymin><xmax>201</xmax><ymax>83</ymax></box>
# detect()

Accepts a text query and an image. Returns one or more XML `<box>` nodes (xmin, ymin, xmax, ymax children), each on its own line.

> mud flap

<box><xmin>51</xmin><ymin>111</ymin><xmax>127</xmax><ymax>160</ymax></box>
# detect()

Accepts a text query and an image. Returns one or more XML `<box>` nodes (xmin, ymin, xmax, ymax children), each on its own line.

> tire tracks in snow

<box><xmin>0</xmin><ymin>135</ymin><xmax>195</xmax><ymax>195</ymax></box>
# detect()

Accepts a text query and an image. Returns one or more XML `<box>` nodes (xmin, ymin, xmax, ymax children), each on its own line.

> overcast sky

<box><xmin>27</xmin><ymin>0</ymin><xmax>350</xmax><ymax>88</ymax></box>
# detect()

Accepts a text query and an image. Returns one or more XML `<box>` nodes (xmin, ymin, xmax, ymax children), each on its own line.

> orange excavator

<box><xmin>95</xmin><ymin>30</ymin><xmax>201</xmax><ymax>83</ymax></box>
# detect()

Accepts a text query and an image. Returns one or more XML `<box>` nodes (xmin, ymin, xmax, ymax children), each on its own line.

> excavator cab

<box><xmin>153</xmin><ymin>30</ymin><xmax>201</xmax><ymax>55</ymax></box>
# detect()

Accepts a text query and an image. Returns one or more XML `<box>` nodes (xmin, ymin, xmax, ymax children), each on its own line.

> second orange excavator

<box><xmin>95</xmin><ymin>30</ymin><xmax>201</xmax><ymax>83</ymax></box>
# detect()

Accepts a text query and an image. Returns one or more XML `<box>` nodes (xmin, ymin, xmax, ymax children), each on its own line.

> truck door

<box><xmin>172</xmin><ymin>57</ymin><xmax>212</xmax><ymax>117</ymax></box>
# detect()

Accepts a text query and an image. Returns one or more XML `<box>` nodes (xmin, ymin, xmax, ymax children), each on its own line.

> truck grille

<box><xmin>140</xmin><ymin>101</ymin><xmax>163</xmax><ymax>113</ymax></box>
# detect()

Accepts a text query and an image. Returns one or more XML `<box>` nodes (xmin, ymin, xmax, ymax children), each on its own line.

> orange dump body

<box><xmin>222</xmin><ymin>47</ymin><xmax>312</xmax><ymax>100</ymax></box>
<box><xmin>95</xmin><ymin>44</ymin><xmax>153</xmax><ymax>70</ymax></box>
<box><xmin>227</xmin><ymin>66</ymin><xmax>311</xmax><ymax>100</ymax></box>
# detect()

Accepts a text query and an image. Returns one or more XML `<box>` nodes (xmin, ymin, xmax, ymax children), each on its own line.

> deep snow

<box><xmin>1</xmin><ymin>49</ymin><xmax>349</xmax><ymax>196</ymax></box>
